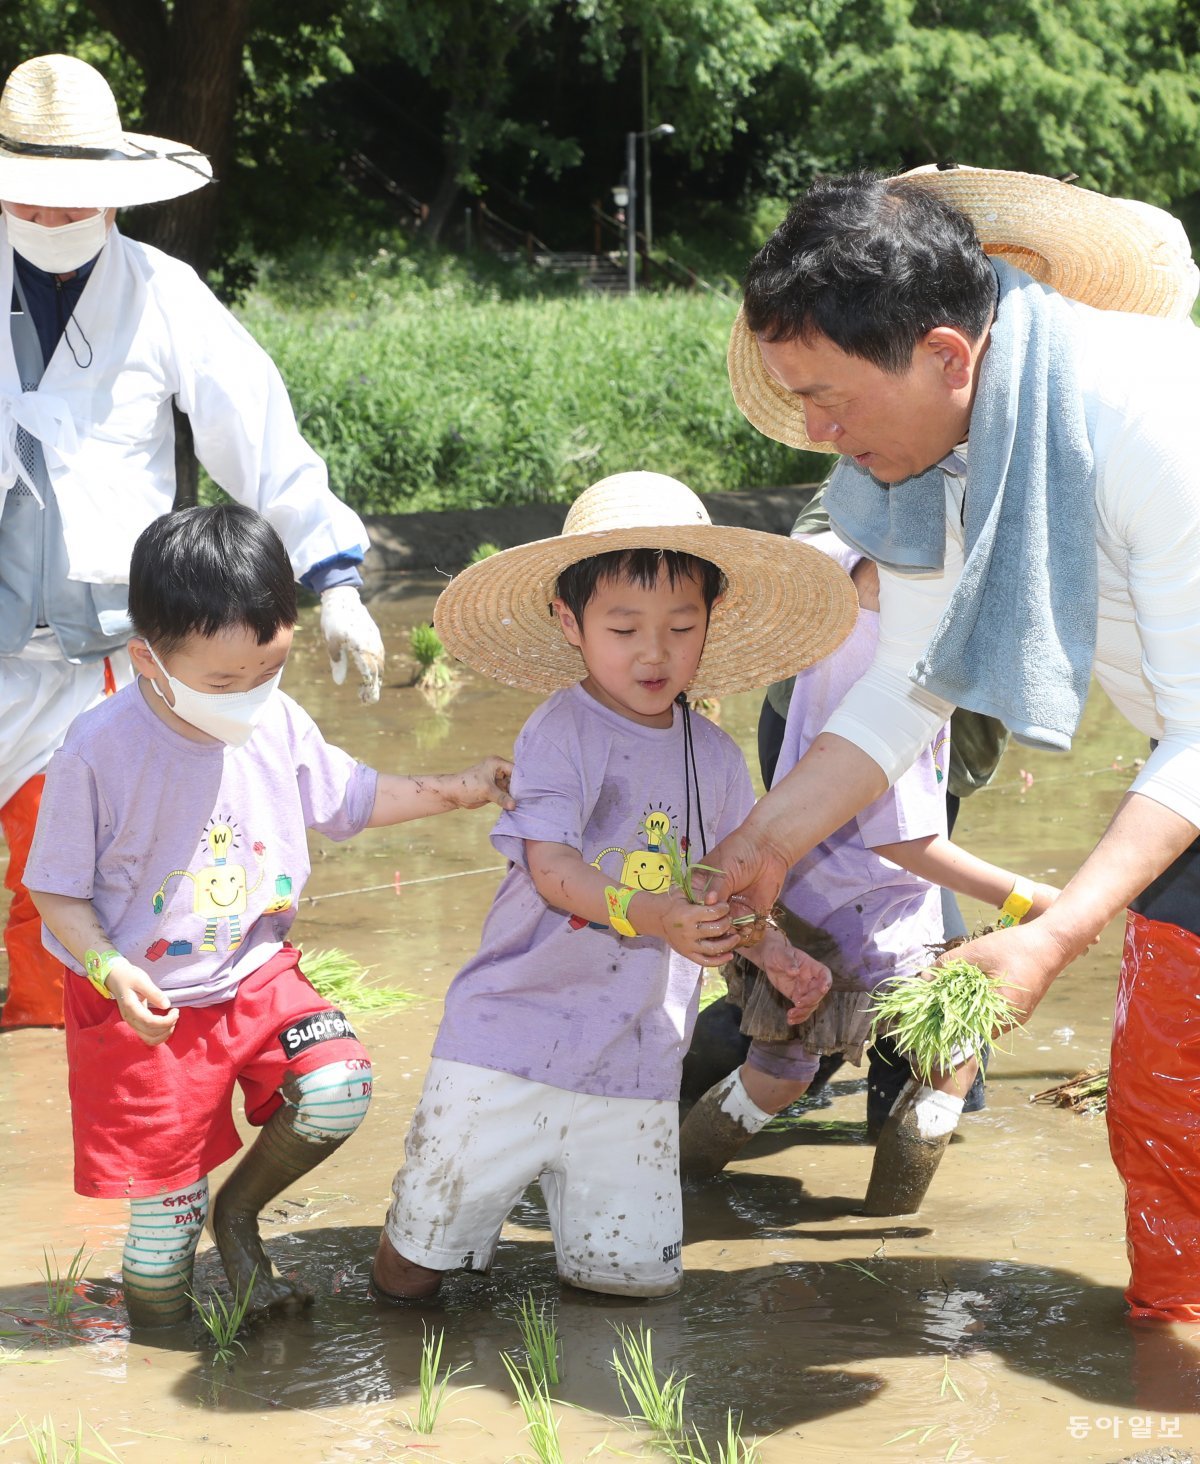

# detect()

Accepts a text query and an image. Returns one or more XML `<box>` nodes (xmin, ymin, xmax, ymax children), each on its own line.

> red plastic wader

<box><xmin>0</xmin><ymin>774</ymin><xmax>66</xmax><ymax>1028</ymax></box>
<box><xmin>1109</xmin><ymin>910</ymin><xmax>1200</xmax><ymax>1321</ymax></box>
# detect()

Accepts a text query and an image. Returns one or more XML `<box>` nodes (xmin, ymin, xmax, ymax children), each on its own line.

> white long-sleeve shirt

<box><xmin>825</xmin><ymin>301</ymin><xmax>1200</xmax><ymax>831</ymax></box>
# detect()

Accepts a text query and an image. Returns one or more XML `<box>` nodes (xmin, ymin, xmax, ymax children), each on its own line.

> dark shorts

<box><xmin>65</xmin><ymin>946</ymin><xmax>368</xmax><ymax>1199</ymax></box>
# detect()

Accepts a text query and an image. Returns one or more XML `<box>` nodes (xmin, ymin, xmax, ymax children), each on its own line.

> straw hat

<box><xmin>0</xmin><ymin>54</ymin><xmax>212</xmax><ymax>208</ymax></box>
<box><xmin>728</xmin><ymin>163</ymin><xmax>1200</xmax><ymax>453</ymax></box>
<box><xmin>433</xmin><ymin>472</ymin><xmax>858</xmax><ymax>697</ymax></box>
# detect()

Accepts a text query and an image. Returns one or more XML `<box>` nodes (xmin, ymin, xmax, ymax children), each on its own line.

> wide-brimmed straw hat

<box><xmin>0</xmin><ymin>54</ymin><xmax>212</xmax><ymax>208</ymax></box>
<box><xmin>433</xmin><ymin>471</ymin><xmax>858</xmax><ymax>697</ymax></box>
<box><xmin>728</xmin><ymin>163</ymin><xmax>1200</xmax><ymax>453</ymax></box>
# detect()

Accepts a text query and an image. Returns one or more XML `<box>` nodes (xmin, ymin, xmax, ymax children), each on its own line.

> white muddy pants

<box><xmin>384</xmin><ymin>1059</ymin><xmax>683</xmax><ymax>1297</ymax></box>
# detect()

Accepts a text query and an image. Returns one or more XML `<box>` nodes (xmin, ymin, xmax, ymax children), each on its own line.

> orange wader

<box><xmin>1108</xmin><ymin>911</ymin><xmax>1200</xmax><ymax>1322</ymax></box>
<box><xmin>0</xmin><ymin>773</ymin><xmax>66</xmax><ymax>1028</ymax></box>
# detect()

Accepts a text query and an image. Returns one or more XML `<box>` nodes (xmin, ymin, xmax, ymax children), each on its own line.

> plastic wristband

<box><xmin>997</xmin><ymin>876</ymin><xmax>1035</xmax><ymax>928</ymax></box>
<box><xmin>83</xmin><ymin>946</ymin><xmax>121</xmax><ymax>1000</ymax></box>
<box><xmin>604</xmin><ymin>885</ymin><xmax>638</xmax><ymax>939</ymax></box>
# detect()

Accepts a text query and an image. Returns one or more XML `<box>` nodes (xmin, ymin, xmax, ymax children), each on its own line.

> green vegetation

<box><xmin>514</xmin><ymin>1291</ymin><xmax>561</xmax><ymax>1389</ymax></box>
<box><xmin>670</xmin><ymin>1413</ymin><xmax>763</xmax><ymax>1464</ymax></box>
<box><xmin>39</xmin><ymin>1245</ymin><xmax>93</xmax><ymax>1322</ymax></box>
<box><xmin>238</xmin><ymin>253</ymin><xmax>814</xmax><ymax>515</ymax></box>
<box><xmin>192</xmin><ymin>1272</ymin><xmax>256</xmax><ymax>1365</ymax></box>
<box><xmin>408</xmin><ymin>1326</ymin><xmax>474</xmax><ymax>1435</ymax></box>
<box><xmin>611</xmin><ymin>1322</ymin><xmax>689</xmax><ymax>1447</ymax></box>
<box><xmin>869</xmin><ymin>959</ymin><xmax>1023</xmax><ymax>1084</ymax></box>
<box><xmin>409</xmin><ymin>622</ymin><xmax>456</xmax><ymax>692</ymax></box>
<box><xmin>303</xmin><ymin>947</ymin><xmax>419</xmax><ymax>1018</ymax></box>
<box><xmin>8</xmin><ymin>1414</ymin><xmax>121</xmax><ymax>1464</ymax></box>
<box><xmin>501</xmin><ymin>1352</ymin><xmax>564</xmax><ymax>1464</ymax></box>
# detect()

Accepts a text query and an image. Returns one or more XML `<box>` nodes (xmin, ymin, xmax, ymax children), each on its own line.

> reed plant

<box><xmin>611</xmin><ymin>1323</ymin><xmax>688</xmax><ymax>1447</ymax></box>
<box><xmin>501</xmin><ymin>1352</ymin><xmax>564</xmax><ymax>1464</ymax></box>
<box><xmin>39</xmin><ymin>1244</ymin><xmax>93</xmax><ymax>1321</ymax></box>
<box><xmin>868</xmin><ymin>958</ymin><xmax>1023</xmax><ymax>1084</ymax></box>
<box><xmin>191</xmin><ymin>1271</ymin><xmax>256</xmax><ymax>1365</ymax></box>
<box><xmin>303</xmin><ymin>948</ymin><xmax>418</xmax><ymax>1018</ymax></box>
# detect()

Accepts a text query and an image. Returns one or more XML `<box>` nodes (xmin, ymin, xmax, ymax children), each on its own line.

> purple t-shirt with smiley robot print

<box><xmin>432</xmin><ymin>683</ymin><xmax>757</xmax><ymax>1101</ymax></box>
<box><xmin>25</xmin><ymin>680</ymin><xmax>378</xmax><ymax>1007</ymax></box>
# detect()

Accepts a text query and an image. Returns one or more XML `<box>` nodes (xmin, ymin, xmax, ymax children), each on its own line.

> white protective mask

<box><xmin>3</xmin><ymin>206</ymin><xmax>109</xmax><ymax>274</ymax></box>
<box><xmin>146</xmin><ymin>645</ymin><xmax>282</xmax><ymax>747</ymax></box>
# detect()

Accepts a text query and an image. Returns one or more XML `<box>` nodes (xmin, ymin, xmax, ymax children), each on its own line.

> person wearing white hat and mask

<box><xmin>0</xmin><ymin>54</ymin><xmax>385</xmax><ymax>1029</ymax></box>
<box><xmin>719</xmin><ymin>165</ymin><xmax>1200</xmax><ymax>1323</ymax></box>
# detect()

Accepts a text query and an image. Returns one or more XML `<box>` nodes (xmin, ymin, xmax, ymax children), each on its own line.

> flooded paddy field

<box><xmin>2</xmin><ymin>574</ymin><xmax>1198</xmax><ymax>1464</ymax></box>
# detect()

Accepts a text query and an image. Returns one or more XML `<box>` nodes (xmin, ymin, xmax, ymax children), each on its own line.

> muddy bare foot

<box><xmin>212</xmin><ymin>1190</ymin><xmax>312</xmax><ymax>1314</ymax></box>
<box><xmin>371</xmin><ymin>1228</ymin><xmax>442</xmax><ymax>1301</ymax></box>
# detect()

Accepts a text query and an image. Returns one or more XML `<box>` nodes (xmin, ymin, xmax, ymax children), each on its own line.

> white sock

<box><xmin>716</xmin><ymin>1070</ymin><xmax>774</xmax><ymax>1134</ymax></box>
<box><xmin>910</xmin><ymin>1085</ymin><xmax>965</xmax><ymax>1140</ymax></box>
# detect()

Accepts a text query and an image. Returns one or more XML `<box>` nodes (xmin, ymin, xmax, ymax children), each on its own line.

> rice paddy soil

<box><xmin>2</xmin><ymin>575</ymin><xmax>1198</xmax><ymax>1464</ymax></box>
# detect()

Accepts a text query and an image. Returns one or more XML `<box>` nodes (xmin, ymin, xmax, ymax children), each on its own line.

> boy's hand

<box><xmin>755</xmin><ymin>927</ymin><xmax>832</xmax><ymax>1023</ymax></box>
<box><xmin>636</xmin><ymin>888</ymin><xmax>740</xmax><ymax>965</ymax></box>
<box><xmin>1021</xmin><ymin>881</ymin><xmax>1061</xmax><ymax>923</ymax></box>
<box><xmin>451</xmin><ymin>757</ymin><xmax>516</xmax><ymax>811</ymax></box>
<box><xmin>103</xmin><ymin>959</ymin><xmax>179</xmax><ymax>1046</ymax></box>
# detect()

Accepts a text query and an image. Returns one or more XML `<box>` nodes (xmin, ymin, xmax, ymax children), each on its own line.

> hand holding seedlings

<box><xmin>638</xmin><ymin>886</ymin><xmax>738</xmax><ymax>966</ymax></box>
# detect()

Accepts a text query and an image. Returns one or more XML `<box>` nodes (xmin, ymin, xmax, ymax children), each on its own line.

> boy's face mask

<box><xmin>146</xmin><ymin>644</ymin><xmax>282</xmax><ymax>747</ymax></box>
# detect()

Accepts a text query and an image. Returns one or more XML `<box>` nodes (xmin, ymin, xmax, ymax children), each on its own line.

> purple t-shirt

<box><xmin>25</xmin><ymin>681</ymin><xmax>378</xmax><ymax>1006</ymax></box>
<box><xmin>777</xmin><ymin>539</ymin><xmax>947</xmax><ymax>985</ymax></box>
<box><xmin>433</xmin><ymin>684</ymin><xmax>756</xmax><ymax>1100</ymax></box>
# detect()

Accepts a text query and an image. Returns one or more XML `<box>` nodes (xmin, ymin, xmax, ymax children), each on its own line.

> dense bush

<box><xmin>236</xmin><ymin>244</ymin><xmax>825</xmax><ymax>513</ymax></box>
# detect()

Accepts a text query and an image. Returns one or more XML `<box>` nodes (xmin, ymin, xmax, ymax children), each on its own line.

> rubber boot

<box><xmin>862</xmin><ymin>1078</ymin><xmax>955</xmax><ymax>1216</ymax></box>
<box><xmin>0</xmin><ymin>775</ymin><xmax>67</xmax><ymax>1029</ymax></box>
<box><xmin>212</xmin><ymin>1077</ymin><xmax>349</xmax><ymax>1313</ymax></box>
<box><xmin>679</xmin><ymin>1071</ymin><xmax>771</xmax><ymax>1180</ymax></box>
<box><xmin>681</xmin><ymin>996</ymin><xmax>751</xmax><ymax>1104</ymax></box>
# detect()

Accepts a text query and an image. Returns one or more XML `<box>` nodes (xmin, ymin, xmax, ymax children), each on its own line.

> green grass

<box><xmin>39</xmin><ymin>1245</ymin><xmax>94</xmax><ymax>1321</ymax></box>
<box><xmin>514</xmin><ymin>1291</ymin><xmax>560</xmax><ymax>1389</ymax></box>
<box><xmin>868</xmin><ymin>958</ymin><xmax>1023</xmax><ymax>1085</ymax></box>
<box><xmin>232</xmin><ymin>248</ymin><xmax>824</xmax><ymax>515</ymax></box>
<box><xmin>501</xmin><ymin>1352</ymin><xmax>564</xmax><ymax>1464</ymax></box>
<box><xmin>191</xmin><ymin>1271</ymin><xmax>256</xmax><ymax>1365</ymax></box>
<box><xmin>302</xmin><ymin>948</ymin><xmax>419</xmax><ymax>1018</ymax></box>
<box><xmin>611</xmin><ymin>1323</ymin><xmax>689</xmax><ymax>1448</ymax></box>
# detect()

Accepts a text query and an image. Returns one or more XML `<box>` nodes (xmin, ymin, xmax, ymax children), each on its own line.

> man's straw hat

<box><xmin>728</xmin><ymin>164</ymin><xmax>1200</xmax><ymax>453</ymax></box>
<box><xmin>433</xmin><ymin>471</ymin><xmax>858</xmax><ymax>698</ymax></box>
<box><xmin>0</xmin><ymin>54</ymin><xmax>212</xmax><ymax>208</ymax></box>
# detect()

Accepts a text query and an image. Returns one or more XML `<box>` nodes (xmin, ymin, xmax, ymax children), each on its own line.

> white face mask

<box><xmin>146</xmin><ymin>645</ymin><xmax>282</xmax><ymax>747</ymax></box>
<box><xmin>3</xmin><ymin>206</ymin><xmax>109</xmax><ymax>274</ymax></box>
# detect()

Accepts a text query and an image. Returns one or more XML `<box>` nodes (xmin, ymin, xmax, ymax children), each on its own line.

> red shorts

<box><xmin>65</xmin><ymin>947</ymin><xmax>369</xmax><ymax>1199</ymax></box>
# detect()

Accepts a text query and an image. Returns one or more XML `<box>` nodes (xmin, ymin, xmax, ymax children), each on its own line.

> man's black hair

<box><xmin>128</xmin><ymin>503</ymin><xmax>298</xmax><ymax>654</ymax></box>
<box><xmin>555</xmin><ymin>548</ymin><xmax>725</xmax><ymax>623</ymax></box>
<box><xmin>743</xmin><ymin>171</ymin><xmax>997</xmax><ymax>373</ymax></box>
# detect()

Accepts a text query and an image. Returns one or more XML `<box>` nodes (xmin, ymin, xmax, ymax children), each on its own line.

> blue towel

<box><xmin>825</xmin><ymin>260</ymin><xmax>1096</xmax><ymax>751</ymax></box>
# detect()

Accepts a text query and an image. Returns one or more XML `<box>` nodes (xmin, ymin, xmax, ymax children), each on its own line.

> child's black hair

<box><xmin>554</xmin><ymin>548</ymin><xmax>726</xmax><ymax>624</ymax></box>
<box><xmin>128</xmin><ymin>503</ymin><xmax>298</xmax><ymax>654</ymax></box>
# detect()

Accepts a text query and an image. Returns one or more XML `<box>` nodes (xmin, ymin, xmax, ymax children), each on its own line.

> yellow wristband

<box><xmin>83</xmin><ymin>947</ymin><xmax>120</xmax><ymax>1000</ymax></box>
<box><xmin>604</xmin><ymin>885</ymin><xmax>638</xmax><ymax>939</ymax></box>
<box><xmin>998</xmin><ymin>876</ymin><xmax>1034</xmax><ymax>927</ymax></box>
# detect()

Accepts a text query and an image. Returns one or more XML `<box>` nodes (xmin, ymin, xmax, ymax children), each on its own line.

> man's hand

<box><xmin>448</xmin><ymin>757</ymin><xmax>516</xmax><ymax>812</ymax></box>
<box><xmin>754</xmin><ymin>927</ymin><xmax>832</xmax><ymax>1023</ymax></box>
<box><xmin>103</xmin><ymin>959</ymin><xmax>179</xmax><ymax>1047</ymax></box>
<box><xmin>937</xmin><ymin>919</ymin><xmax>1075</xmax><ymax>1030</ymax></box>
<box><xmin>320</xmin><ymin>586</ymin><xmax>385</xmax><ymax>704</ymax></box>
<box><xmin>635</xmin><ymin>888</ymin><xmax>740</xmax><ymax>966</ymax></box>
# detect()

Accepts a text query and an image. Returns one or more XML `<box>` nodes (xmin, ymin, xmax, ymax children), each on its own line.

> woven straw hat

<box><xmin>728</xmin><ymin>164</ymin><xmax>1200</xmax><ymax>453</ymax></box>
<box><xmin>433</xmin><ymin>471</ymin><xmax>858</xmax><ymax>697</ymax></box>
<box><xmin>0</xmin><ymin>55</ymin><xmax>212</xmax><ymax>208</ymax></box>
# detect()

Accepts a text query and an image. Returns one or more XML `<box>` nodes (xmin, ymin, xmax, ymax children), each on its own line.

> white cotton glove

<box><xmin>320</xmin><ymin>586</ymin><xmax>385</xmax><ymax>704</ymax></box>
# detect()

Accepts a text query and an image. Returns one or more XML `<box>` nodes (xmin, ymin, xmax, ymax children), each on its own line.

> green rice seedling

<box><xmin>409</xmin><ymin>623</ymin><xmax>455</xmax><ymax>692</ymax></box>
<box><xmin>40</xmin><ymin>1243</ymin><xmax>94</xmax><ymax>1320</ymax></box>
<box><xmin>303</xmin><ymin>947</ymin><xmax>418</xmax><ymax>1017</ymax></box>
<box><xmin>409</xmin><ymin>1325</ymin><xmax>474</xmax><ymax>1435</ymax></box>
<box><xmin>470</xmin><ymin>541</ymin><xmax>502</xmax><ymax>563</ymax></box>
<box><xmin>16</xmin><ymin>1415</ymin><xmax>122</xmax><ymax>1464</ymax></box>
<box><xmin>515</xmin><ymin>1291</ymin><xmax>560</xmax><ymax>1387</ymax></box>
<box><xmin>191</xmin><ymin>1271</ymin><xmax>255</xmax><ymax>1365</ymax></box>
<box><xmin>611</xmin><ymin>1323</ymin><xmax>688</xmax><ymax>1447</ymax></box>
<box><xmin>501</xmin><ymin>1352</ymin><xmax>564</xmax><ymax>1464</ymax></box>
<box><xmin>669</xmin><ymin>1411</ymin><xmax>762</xmax><ymax>1464</ymax></box>
<box><xmin>868</xmin><ymin>958</ymin><xmax>1024</xmax><ymax>1085</ymax></box>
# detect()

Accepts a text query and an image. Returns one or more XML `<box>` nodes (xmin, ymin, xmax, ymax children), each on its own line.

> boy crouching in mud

<box><xmin>372</xmin><ymin>471</ymin><xmax>852</xmax><ymax>1301</ymax></box>
<box><xmin>24</xmin><ymin>504</ymin><xmax>513</xmax><ymax>1328</ymax></box>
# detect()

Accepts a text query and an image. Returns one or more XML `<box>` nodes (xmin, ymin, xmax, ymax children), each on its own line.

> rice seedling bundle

<box><xmin>869</xmin><ymin>958</ymin><xmax>1023</xmax><ymax>1084</ymax></box>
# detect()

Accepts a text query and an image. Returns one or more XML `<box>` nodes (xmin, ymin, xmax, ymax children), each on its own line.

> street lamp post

<box><xmin>623</xmin><ymin>122</ymin><xmax>674</xmax><ymax>296</ymax></box>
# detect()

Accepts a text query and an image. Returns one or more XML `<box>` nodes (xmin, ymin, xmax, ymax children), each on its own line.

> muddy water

<box><xmin>3</xmin><ymin>574</ymin><xmax>1198</xmax><ymax>1464</ymax></box>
